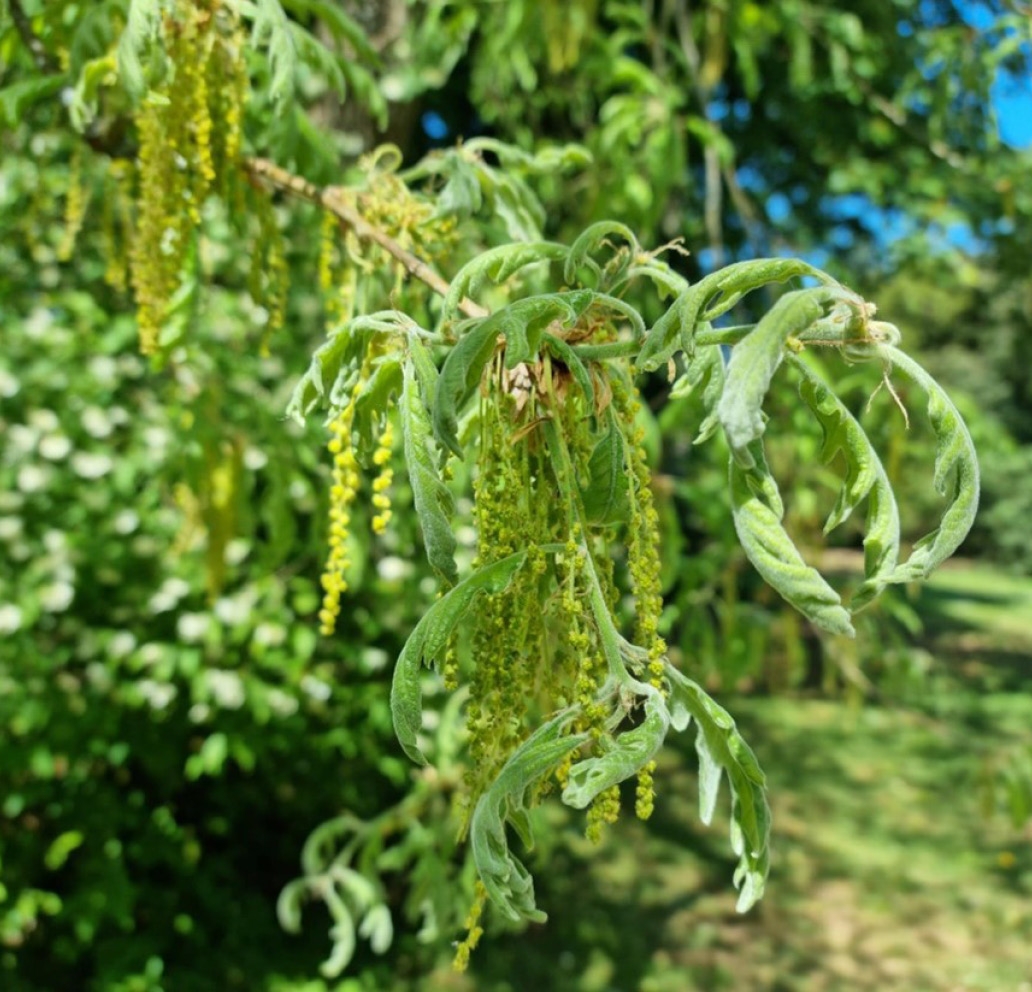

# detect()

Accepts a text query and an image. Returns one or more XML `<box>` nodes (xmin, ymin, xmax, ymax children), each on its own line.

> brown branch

<box><xmin>8</xmin><ymin>0</ymin><xmax>58</xmax><ymax>73</ymax></box>
<box><xmin>244</xmin><ymin>157</ymin><xmax>489</xmax><ymax>320</ymax></box>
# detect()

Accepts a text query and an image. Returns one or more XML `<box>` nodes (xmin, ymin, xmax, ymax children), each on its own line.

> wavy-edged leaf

<box><xmin>580</xmin><ymin>409</ymin><xmax>631</xmax><ymax>526</ymax></box>
<box><xmin>791</xmin><ymin>357</ymin><xmax>901</xmax><ymax>609</ymax></box>
<box><xmin>116</xmin><ymin>0</ymin><xmax>163</xmax><ymax>101</ymax></box>
<box><xmin>717</xmin><ymin>288</ymin><xmax>838</xmax><ymax>464</ymax></box>
<box><xmin>564</xmin><ymin>220</ymin><xmax>640</xmax><ymax>285</ymax></box>
<box><xmin>470</xmin><ymin>712</ymin><xmax>588</xmax><ymax>922</ymax></box>
<box><xmin>390</xmin><ymin>553</ymin><xmax>527</xmax><ymax>764</ymax></box>
<box><xmin>670</xmin><ymin>345</ymin><xmax>727</xmax><ymax>443</ymax></box>
<box><xmin>502</xmin><ymin>291</ymin><xmax>597</xmax><ymax>368</ymax></box>
<box><xmin>881</xmin><ymin>347</ymin><xmax>980</xmax><ymax>582</ymax></box>
<box><xmin>730</xmin><ymin>445</ymin><xmax>855</xmax><ymax>637</ymax></box>
<box><xmin>665</xmin><ymin>665</ymin><xmax>771</xmax><ymax>913</ymax></box>
<box><xmin>432</xmin><ymin>319</ymin><xmax>498</xmax><ymax>456</ymax></box>
<box><xmin>638</xmin><ymin>258</ymin><xmax>834</xmax><ymax>372</ymax></box>
<box><xmin>542</xmin><ymin>333</ymin><xmax>594</xmax><ymax>407</ymax></box>
<box><xmin>249</xmin><ymin>0</ymin><xmax>298</xmax><ymax>108</ymax></box>
<box><xmin>354</xmin><ymin>357</ymin><xmax>402</xmax><ymax>456</ymax></box>
<box><xmin>439</xmin><ymin>242</ymin><xmax>569</xmax><ymax>327</ymax></box>
<box><xmin>358</xmin><ymin>903</ymin><xmax>393</xmax><ymax>955</ymax></box>
<box><xmin>286</xmin><ymin>312</ymin><xmax>420</xmax><ymax>423</ymax></box>
<box><xmin>402</xmin><ymin>353</ymin><xmax>458</xmax><ymax>584</ymax></box>
<box><xmin>0</xmin><ymin>76</ymin><xmax>68</xmax><ymax>129</ymax></box>
<box><xmin>562</xmin><ymin>692</ymin><xmax>669</xmax><ymax>808</ymax></box>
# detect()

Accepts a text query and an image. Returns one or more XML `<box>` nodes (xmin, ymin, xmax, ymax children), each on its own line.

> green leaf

<box><xmin>665</xmin><ymin>665</ymin><xmax>771</xmax><ymax>913</ymax></box>
<box><xmin>470</xmin><ymin>712</ymin><xmax>588</xmax><ymax>922</ymax></box>
<box><xmin>718</xmin><ymin>288</ymin><xmax>838</xmax><ymax>465</ymax></box>
<box><xmin>402</xmin><ymin>353</ymin><xmax>458</xmax><ymax>584</ymax></box>
<box><xmin>276</xmin><ymin>878</ymin><xmax>308</xmax><ymax>933</ymax></box>
<box><xmin>638</xmin><ymin>258</ymin><xmax>833</xmax><ymax>372</ymax></box>
<box><xmin>501</xmin><ymin>290</ymin><xmax>597</xmax><ymax>367</ymax></box>
<box><xmin>249</xmin><ymin>0</ymin><xmax>298</xmax><ymax>109</ymax></box>
<box><xmin>354</xmin><ymin>357</ymin><xmax>403</xmax><ymax>457</ymax></box>
<box><xmin>670</xmin><ymin>345</ymin><xmax>727</xmax><ymax>443</ymax></box>
<box><xmin>580</xmin><ymin>409</ymin><xmax>630</xmax><ymax>526</ymax></box>
<box><xmin>69</xmin><ymin>54</ymin><xmax>116</xmax><ymax>131</ymax></box>
<box><xmin>439</xmin><ymin>242</ymin><xmax>569</xmax><ymax>328</ymax></box>
<box><xmin>880</xmin><ymin>347</ymin><xmax>980</xmax><ymax>582</ymax></box>
<box><xmin>791</xmin><ymin>357</ymin><xmax>901</xmax><ymax>609</ymax></box>
<box><xmin>0</xmin><ymin>76</ymin><xmax>68</xmax><ymax>129</ymax></box>
<box><xmin>390</xmin><ymin>553</ymin><xmax>528</xmax><ymax>764</ymax></box>
<box><xmin>116</xmin><ymin>0</ymin><xmax>163</xmax><ymax>101</ymax></box>
<box><xmin>542</xmin><ymin>333</ymin><xmax>594</xmax><ymax>407</ymax></box>
<box><xmin>730</xmin><ymin>445</ymin><xmax>855</xmax><ymax>637</ymax></box>
<box><xmin>286</xmin><ymin>312</ymin><xmax>416</xmax><ymax>423</ymax></box>
<box><xmin>432</xmin><ymin>319</ymin><xmax>498</xmax><ymax>456</ymax></box>
<box><xmin>562</xmin><ymin>692</ymin><xmax>669</xmax><ymax>808</ymax></box>
<box><xmin>563</xmin><ymin>220</ymin><xmax>640</xmax><ymax>285</ymax></box>
<box><xmin>358</xmin><ymin>903</ymin><xmax>393</xmax><ymax>955</ymax></box>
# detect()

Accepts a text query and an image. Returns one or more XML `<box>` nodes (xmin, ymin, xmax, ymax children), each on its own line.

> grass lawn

<box><xmin>454</xmin><ymin>565</ymin><xmax>1032</xmax><ymax>992</ymax></box>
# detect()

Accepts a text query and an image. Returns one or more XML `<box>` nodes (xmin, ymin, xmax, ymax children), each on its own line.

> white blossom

<box><xmin>300</xmin><ymin>674</ymin><xmax>332</xmax><ymax>702</ymax></box>
<box><xmin>206</xmin><ymin>669</ymin><xmax>246</xmax><ymax>710</ymax></box>
<box><xmin>39</xmin><ymin>434</ymin><xmax>72</xmax><ymax>460</ymax></box>
<box><xmin>0</xmin><ymin>603</ymin><xmax>24</xmax><ymax>635</ymax></box>
<box><xmin>176</xmin><ymin>612</ymin><xmax>211</xmax><ymax>644</ymax></box>
<box><xmin>72</xmin><ymin>451</ymin><xmax>113</xmax><ymax>479</ymax></box>
<box><xmin>39</xmin><ymin>581</ymin><xmax>74</xmax><ymax>612</ymax></box>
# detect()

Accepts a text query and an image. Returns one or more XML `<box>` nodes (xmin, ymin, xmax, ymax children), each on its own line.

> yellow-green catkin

<box><xmin>319</xmin><ymin>379</ymin><xmax>365</xmax><ymax>636</ymax></box>
<box><xmin>452</xmin><ymin>882</ymin><xmax>488</xmax><ymax>973</ymax></box>
<box><xmin>58</xmin><ymin>148</ymin><xmax>87</xmax><ymax>262</ymax></box>
<box><xmin>128</xmin><ymin>0</ymin><xmax>245</xmax><ymax>353</ymax></box>
<box><xmin>586</xmin><ymin>783</ymin><xmax>621</xmax><ymax>844</ymax></box>
<box><xmin>371</xmin><ymin>418</ymin><xmax>394</xmax><ymax>534</ymax></box>
<box><xmin>101</xmin><ymin>161</ymin><xmax>133</xmax><ymax>293</ymax></box>
<box><xmin>612</xmin><ymin>377</ymin><xmax>666</xmax><ymax>820</ymax></box>
<box><xmin>249</xmin><ymin>192</ymin><xmax>289</xmax><ymax>354</ymax></box>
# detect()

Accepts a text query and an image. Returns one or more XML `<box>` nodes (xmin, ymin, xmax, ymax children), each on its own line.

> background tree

<box><xmin>0</xmin><ymin>2</ymin><xmax>1029</xmax><ymax>991</ymax></box>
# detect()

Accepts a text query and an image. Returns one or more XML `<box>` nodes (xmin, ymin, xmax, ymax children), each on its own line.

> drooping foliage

<box><xmin>0</xmin><ymin>0</ymin><xmax>993</xmax><ymax>981</ymax></box>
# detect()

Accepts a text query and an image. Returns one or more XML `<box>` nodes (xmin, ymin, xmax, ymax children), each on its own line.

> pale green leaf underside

<box><xmin>390</xmin><ymin>553</ymin><xmax>527</xmax><ymax>764</ymax></box>
<box><xmin>717</xmin><ymin>288</ymin><xmax>837</xmax><ymax>465</ymax></box>
<box><xmin>790</xmin><ymin>357</ymin><xmax>901</xmax><ymax>609</ymax></box>
<box><xmin>665</xmin><ymin>664</ymin><xmax>771</xmax><ymax>913</ymax></box>
<box><xmin>561</xmin><ymin>691</ymin><xmax>668</xmax><ymax>808</ymax></box>
<box><xmin>638</xmin><ymin>257</ymin><xmax>835</xmax><ymax>371</ymax></box>
<box><xmin>470</xmin><ymin>712</ymin><xmax>588</xmax><ymax>923</ymax></box>
<box><xmin>880</xmin><ymin>347</ymin><xmax>980</xmax><ymax>582</ymax></box>
<box><xmin>401</xmin><ymin>354</ymin><xmax>458</xmax><ymax>584</ymax></box>
<box><xmin>730</xmin><ymin>445</ymin><xmax>855</xmax><ymax>637</ymax></box>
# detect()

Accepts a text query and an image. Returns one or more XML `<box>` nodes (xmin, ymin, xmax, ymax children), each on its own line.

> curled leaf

<box><xmin>358</xmin><ymin>903</ymin><xmax>394</xmax><ymax>955</ymax></box>
<box><xmin>665</xmin><ymin>664</ymin><xmax>771</xmax><ymax>913</ymax></box>
<box><xmin>638</xmin><ymin>258</ymin><xmax>834</xmax><ymax>371</ymax></box>
<box><xmin>542</xmin><ymin>333</ymin><xmax>594</xmax><ymax>407</ymax></box>
<box><xmin>390</xmin><ymin>553</ymin><xmax>527</xmax><ymax>764</ymax></box>
<box><xmin>730</xmin><ymin>445</ymin><xmax>855</xmax><ymax>637</ymax></box>
<box><xmin>439</xmin><ymin>242</ymin><xmax>569</xmax><ymax>327</ymax></box>
<box><xmin>562</xmin><ymin>691</ymin><xmax>669</xmax><ymax>808</ymax></box>
<box><xmin>717</xmin><ymin>288</ymin><xmax>838</xmax><ymax>464</ymax></box>
<box><xmin>402</xmin><ymin>354</ymin><xmax>458</xmax><ymax>584</ymax></box>
<box><xmin>470</xmin><ymin>712</ymin><xmax>588</xmax><ymax>922</ymax></box>
<box><xmin>790</xmin><ymin>357</ymin><xmax>901</xmax><ymax>610</ymax></box>
<box><xmin>880</xmin><ymin>347</ymin><xmax>980</xmax><ymax>582</ymax></box>
<box><xmin>563</xmin><ymin>220</ymin><xmax>640</xmax><ymax>285</ymax></box>
<box><xmin>432</xmin><ymin>319</ymin><xmax>499</xmax><ymax>456</ymax></box>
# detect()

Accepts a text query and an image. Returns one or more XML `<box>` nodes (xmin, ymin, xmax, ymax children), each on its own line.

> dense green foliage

<box><xmin>1</xmin><ymin>1</ymin><xmax>1029</xmax><ymax>989</ymax></box>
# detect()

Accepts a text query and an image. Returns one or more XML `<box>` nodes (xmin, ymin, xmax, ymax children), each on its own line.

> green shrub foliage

<box><xmin>0</xmin><ymin>0</ymin><xmax>989</xmax><ymax>981</ymax></box>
